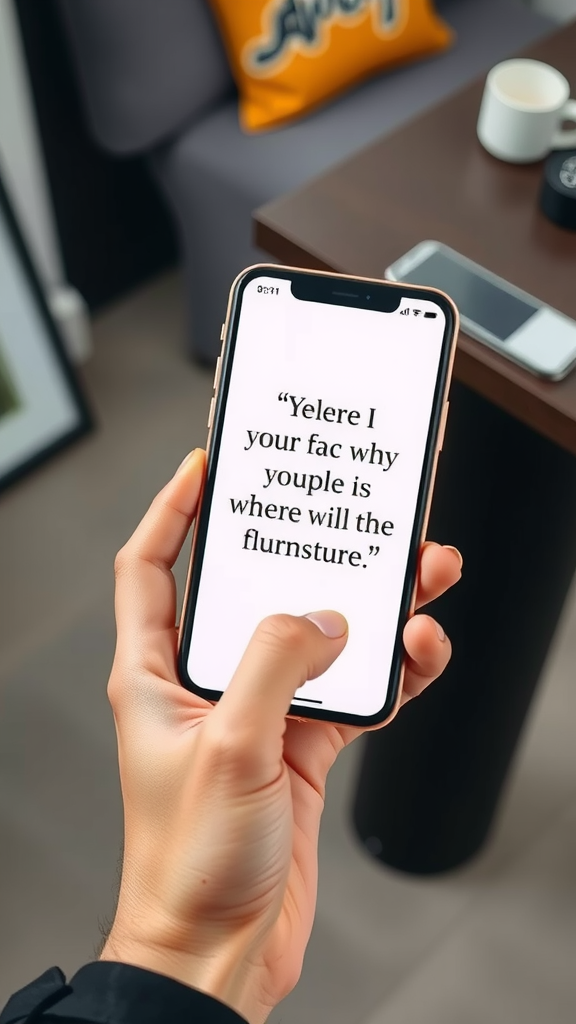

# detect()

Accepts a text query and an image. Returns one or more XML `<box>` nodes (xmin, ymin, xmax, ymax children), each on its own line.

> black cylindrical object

<box><xmin>539</xmin><ymin>149</ymin><xmax>576</xmax><ymax>231</ymax></box>
<box><xmin>351</xmin><ymin>380</ymin><xmax>576</xmax><ymax>874</ymax></box>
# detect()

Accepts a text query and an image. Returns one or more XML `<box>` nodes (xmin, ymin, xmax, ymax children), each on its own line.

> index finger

<box><xmin>114</xmin><ymin>449</ymin><xmax>205</xmax><ymax>644</ymax></box>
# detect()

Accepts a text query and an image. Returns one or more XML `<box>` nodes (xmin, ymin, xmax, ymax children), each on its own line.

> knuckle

<box><xmin>106</xmin><ymin>665</ymin><xmax>128</xmax><ymax>712</ymax></box>
<box><xmin>106</xmin><ymin>676</ymin><xmax>119</xmax><ymax>711</ymax></box>
<box><xmin>255</xmin><ymin>613</ymin><xmax>307</xmax><ymax>656</ymax></box>
<box><xmin>113</xmin><ymin>544</ymin><xmax>132</xmax><ymax>580</ymax></box>
<box><xmin>106</xmin><ymin>664</ymin><xmax>163</xmax><ymax>723</ymax></box>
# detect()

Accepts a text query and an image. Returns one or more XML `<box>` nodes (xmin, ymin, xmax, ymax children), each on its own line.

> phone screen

<box><xmin>182</xmin><ymin>271</ymin><xmax>451</xmax><ymax>724</ymax></box>
<box><xmin>399</xmin><ymin>250</ymin><xmax>538</xmax><ymax>341</ymax></box>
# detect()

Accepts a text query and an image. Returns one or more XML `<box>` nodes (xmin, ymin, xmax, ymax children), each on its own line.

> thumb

<box><xmin>208</xmin><ymin>611</ymin><xmax>348</xmax><ymax>769</ymax></box>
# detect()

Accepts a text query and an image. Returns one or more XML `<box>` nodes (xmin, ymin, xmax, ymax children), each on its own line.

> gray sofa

<box><xmin>58</xmin><ymin>0</ymin><xmax>553</xmax><ymax>363</ymax></box>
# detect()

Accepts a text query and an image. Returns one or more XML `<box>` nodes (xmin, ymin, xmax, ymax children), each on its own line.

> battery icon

<box><xmin>424</xmin><ymin>311</ymin><xmax>437</xmax><ymax>318</ymax></box>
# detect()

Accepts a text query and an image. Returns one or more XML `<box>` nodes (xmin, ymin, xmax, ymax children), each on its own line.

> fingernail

<box><xmin>304</xmin><ymin>611</ymin><xmax>348</xmax><ymax>638</ymax></box>
<box><xmin>443</xmin><ymin>545</ymin><xmax>463</xmax><ymax>570</ymax></box>
<box><xmin>176</xmin><ymin>449</ymin><xmax>197</xmax><ymax>474</ymax></box>
<box><xmin>435</xmin><ymin>620</ymin><xmax>446</xmax><ymax>642</ymax></box>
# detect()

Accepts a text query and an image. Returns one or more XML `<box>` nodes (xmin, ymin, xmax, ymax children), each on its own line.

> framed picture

<box><xmin>0</xmin><ymin>170</ymin><xmax>92</xmax><ymax>493</ymax></box>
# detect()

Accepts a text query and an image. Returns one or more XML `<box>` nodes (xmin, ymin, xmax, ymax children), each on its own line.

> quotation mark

<box><xmin>363</xmin><ymin>545</ymin><xmax>380</xmax><ymax>568</ymax></box>
<box><xmin>278</xmin><ymin>392</ymin><xmax>289</xmax><ymax>402</ymax></box>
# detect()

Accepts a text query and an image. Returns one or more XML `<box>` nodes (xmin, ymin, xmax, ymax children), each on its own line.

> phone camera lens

<box><xmin>366</xmin><ymin>295</ymin><xmax>371</xmax><ymax>301</ymax></box>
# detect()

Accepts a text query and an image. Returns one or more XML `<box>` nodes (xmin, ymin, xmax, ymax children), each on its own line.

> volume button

<box><xmin>207</xmin><ymin>396</ymin><xmax>215</xmax><ymax>430</ymax></box>
<box><xmin>212</xmin><ymin>355</ymin><xmax>222</xmax><ymax>392</ymax></box>
<box><xmin>438</xmin><ymin>400</ymin><xmax>449</xmax><ymax>451</ymax></box>
<box><xmin>220</xmin><ymin>322</ymin><xmax>226</xmax><ymax>342</ymax></box>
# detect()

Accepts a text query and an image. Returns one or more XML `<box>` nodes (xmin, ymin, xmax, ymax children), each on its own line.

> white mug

<box><xmin>477</xmin><ymin>59</ymin><xmax>576</xmax><ymax>163</ymax></box>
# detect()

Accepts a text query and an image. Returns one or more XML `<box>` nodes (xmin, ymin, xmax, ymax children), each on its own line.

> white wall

<box><xmin>0</xmin><ymin>0</ymin><xmax>65</xmax><ymax>287</ymax></box>
<box><xmin>0</xmin><ymin>0</ymin><xmax>91</xmax><ymax>360</ymax></box>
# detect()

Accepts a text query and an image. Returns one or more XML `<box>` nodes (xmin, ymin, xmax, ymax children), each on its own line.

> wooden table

<box><xmin>256</xmin><ymin>25</ymin><xmax>576</xmax><ymax>456</ymax></box>
<box><xmin>254</xmin><ymin>23</ymin><xmax>576</xmax><ymax>873</ymax></box>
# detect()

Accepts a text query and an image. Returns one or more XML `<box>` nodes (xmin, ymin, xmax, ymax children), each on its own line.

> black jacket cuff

<box><xmin>0</xmin><ymin>962</ymin><xmax>248</xmax><ymax>1024</ymax></box>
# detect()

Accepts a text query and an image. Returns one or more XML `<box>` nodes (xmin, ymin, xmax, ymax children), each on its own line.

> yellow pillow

<box><xmin>208</xmin><ymin>1</ymin><xmax>454</xmax><ymax>132</ymax></box>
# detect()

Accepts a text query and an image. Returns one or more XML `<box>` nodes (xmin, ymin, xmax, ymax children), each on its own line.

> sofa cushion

<box><xmin>207</xmin><ymin>0</ymin><xmax>453</xmax><ymax>132</ymax></box>
<box><xmin>157</xmin><ymin>0</ymin><xmax>554</xmax><ymax>205</ymax></box>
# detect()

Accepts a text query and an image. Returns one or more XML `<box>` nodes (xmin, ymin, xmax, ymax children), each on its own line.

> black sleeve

<box><xmin>0</xmin><ymin>963</ymin><xmax>249</xmax><ymax>1024</ymax></box>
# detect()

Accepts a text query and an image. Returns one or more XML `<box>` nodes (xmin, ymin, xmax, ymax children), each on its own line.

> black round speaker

<box><xmin>539</xmin><ymin>149</ymin><xmax>576</xmax><ymax>231</ymax></box>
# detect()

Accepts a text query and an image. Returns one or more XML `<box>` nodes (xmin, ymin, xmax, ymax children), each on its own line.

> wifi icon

<box><xmin>413</xmin><ymin>309</ymin><xmax>422</xmax><ymax>316</ymax></box>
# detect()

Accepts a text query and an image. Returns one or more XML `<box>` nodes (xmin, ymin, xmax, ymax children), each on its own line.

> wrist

<box><xmin>99</xmin><ymin>930</ymin><xmax>269</xmax><ymax>1024</ymax></box>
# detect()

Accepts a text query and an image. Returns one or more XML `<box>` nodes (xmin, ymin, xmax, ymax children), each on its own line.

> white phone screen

<box><xmin>186</xmin><ymin>274</ymin><xmax>447</xmax><ymax>720</ymax></box>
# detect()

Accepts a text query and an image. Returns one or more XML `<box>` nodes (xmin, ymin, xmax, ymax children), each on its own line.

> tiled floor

<box><xmin>1</xmin><ymin>272</ymin><xmax>575</xmax><ymax>1021</ymax></box>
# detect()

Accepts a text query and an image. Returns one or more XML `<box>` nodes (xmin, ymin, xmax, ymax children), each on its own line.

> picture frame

<box><xmin>0</xmin><ymin>169</ymin><xmax>93</xmax><ymax>494</ymax></box>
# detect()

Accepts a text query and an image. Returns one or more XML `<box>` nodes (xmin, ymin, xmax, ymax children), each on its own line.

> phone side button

<box><xmin>212</xmin><ymin>355</ymin><xmax>222</xmax><ymax>391</ymax></box>
<box><xmin>207</xmin><ymin>396</ymin><xmax>216</xmax><ymax>430</ymax></box>
<box><xmin>438</xmin><ymin>401</ymin><xmax>449</xmax><ymax>451</ymax></box>
<box><xmin>220</xmin><ymin>322</ymin><xmax>226</xmax><ymax>342</ymax></box>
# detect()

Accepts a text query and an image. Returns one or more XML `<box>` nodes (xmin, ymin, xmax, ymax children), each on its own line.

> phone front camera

<box><xmin>366</xmin><ymin>295</ymin><xmax>371</xmax><ymax>301</ymax></box>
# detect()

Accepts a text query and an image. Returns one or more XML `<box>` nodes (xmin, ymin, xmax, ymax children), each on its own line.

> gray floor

<box><xmin>1</xmin><ymin>271</ymin><xmax>575</xmax><ymax>1021</ymax></box>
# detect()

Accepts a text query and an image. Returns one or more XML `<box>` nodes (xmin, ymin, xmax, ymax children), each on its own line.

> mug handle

<box><xmin>552</xmin><ymin>98</ymin><xmax>576</xmax><ymax>149</ymax></box>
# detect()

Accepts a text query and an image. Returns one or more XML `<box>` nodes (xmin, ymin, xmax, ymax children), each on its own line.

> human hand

<box><xmin>101</xmin><ymin>449</ymin><xmax>462</xmax><ymax>1024</ymax></box>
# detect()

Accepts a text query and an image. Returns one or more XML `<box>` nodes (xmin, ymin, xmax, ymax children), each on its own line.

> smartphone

<box><xmin>178</xmin><ymin>266</ymin><xmax>458</xmax><ymax>728</ymax></box>
<box><xmin>385</xmin><ymin>240</ymin><xmax>576</xmax><ymax>381</ymax></box>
